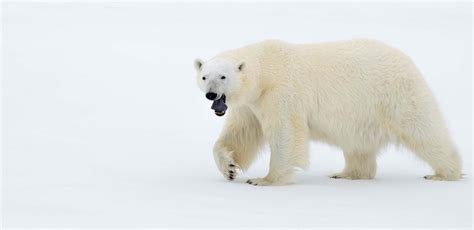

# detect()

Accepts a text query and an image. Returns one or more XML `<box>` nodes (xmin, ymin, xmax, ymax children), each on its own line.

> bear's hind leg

<box><xmin>401</xmin><ymin>128</ymin><xmax>462</xmax><ymax>181</ymax></box>
<box><xmin>330</xmin><ymin>151</ymin><xmax>377</xmax><ymax>180</ymax></box>
<box><xmin>396</xmin><ymin>105</ymin><xmax>462</xmax><ymax>181</ymax></box>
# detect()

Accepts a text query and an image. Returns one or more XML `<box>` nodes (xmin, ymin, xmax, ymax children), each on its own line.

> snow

<box><xmin>2</xmin><ymin>2</ymin><xmax>472</xmax><ymax>228</ymax></box>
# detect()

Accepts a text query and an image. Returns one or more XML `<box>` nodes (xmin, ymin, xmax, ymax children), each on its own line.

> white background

<box><xmin>2</xmin><ymin>1</ymin><xmax>472</xmax><ymax>228</ymax></box>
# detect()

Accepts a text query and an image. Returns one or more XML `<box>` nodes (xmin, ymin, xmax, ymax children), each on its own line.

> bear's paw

<box><xmin>216</xmin><ymin>153</ymin><xmax>240</xmax><ymax>181</ymax></box>
<box><xmin>246</xmin><ymin>178</ymin><xmax>272</xmax><ymax>186</ymax></box>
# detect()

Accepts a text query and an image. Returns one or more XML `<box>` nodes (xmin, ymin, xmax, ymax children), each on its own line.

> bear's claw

<box><xmin>329</xmin><ymin>173</ymin><xmax>347</xmax><ymax>179</ymax></box>
<box><xmin>423</xmin><ymin>175</ymin><xmax>456</xmax><ymax>181</ymax></box>
<box><xmin>246</xmin><ymin>178</ymin><xmax>271</xmax><ymax>186</ymax></box>
<box><xmin>215</xmin><ymin>150</ymin><xmax>240</xmax><ymax>181</ymax></box>
<box><xmin>222</xmin><ymin>160</ymin><xmax>239</xmax><ymax>181</ymax></box>
<box><xmin>424</xmin><ymin>175</ymin><xmax>447</xmax><ymax>181</ymax></box>
<box><xmin>246</xmin><ymin>179</ymin><xmax>259</xmax><ymax>186</ymax></box>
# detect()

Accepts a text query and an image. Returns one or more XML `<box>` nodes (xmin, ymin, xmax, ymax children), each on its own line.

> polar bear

<box><xmin>194</xmin><ymin>39</ymin><xmax>462</xmax><ymax>186</ymax></box>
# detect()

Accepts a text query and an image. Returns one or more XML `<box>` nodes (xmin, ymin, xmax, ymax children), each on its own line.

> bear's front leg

<box><xmin>213</xmin><ymin>108</ymin><xmax>263</xmax><ymax>181</ymax></box>
<box><xmin>247</xmin><ymin>115</ymin><xmax>309</xmax><ymax>186</ymax></box>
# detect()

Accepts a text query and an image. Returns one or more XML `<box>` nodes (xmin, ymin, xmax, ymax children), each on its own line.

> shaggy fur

<box><xmin>195</xmin><ymin>39</ymin><xmax>462</xmax><ymax>186</ymax></box>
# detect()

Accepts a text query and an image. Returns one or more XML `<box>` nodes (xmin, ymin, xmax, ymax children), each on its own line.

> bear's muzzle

<box><xmin>211</xmin><ymin>94</ymin><xmax>227</xmax><ymax>116</ymax></box>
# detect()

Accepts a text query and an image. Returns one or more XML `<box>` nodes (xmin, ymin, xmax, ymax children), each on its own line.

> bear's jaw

<box><xmin>211</xmin><ymin>94</ymin><xmax>227</xmax><ymax>116</ymax></box>
<box><xmin>215</xmin><ymin>111</ymin><xmax>225</xmax><ymax>116</ymax></box>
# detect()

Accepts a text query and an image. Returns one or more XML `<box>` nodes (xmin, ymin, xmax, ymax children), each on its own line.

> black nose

<box><xmin>206</xmin><ymin>92</ymin><xmax>217</xmax><ymax>100</ymax></box>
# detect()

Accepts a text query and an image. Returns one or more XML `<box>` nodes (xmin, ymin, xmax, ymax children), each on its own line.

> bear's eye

<box><xmin>202</xmin><ymin>76</ymin><xmax>206</xmax><ymax>80</ymax></box>
<box><xmin>220</xmin><ymin>76</ymin><xmax>226</xmax><ymax>80</ymax></box>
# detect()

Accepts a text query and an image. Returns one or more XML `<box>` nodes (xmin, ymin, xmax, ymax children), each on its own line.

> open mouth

<box><xmin>211</xmin><ymin>94</ymin><xmax>227</xmax><ymax>116</ymax></box>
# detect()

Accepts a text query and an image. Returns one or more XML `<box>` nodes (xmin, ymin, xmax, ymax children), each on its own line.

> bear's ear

<box><xmin>237</xmin><ymin>61</ymin><xmax>246</xmax><ymax>72</ymax></box>
<box><xmin>194</xmin><ymin>59</ymin><xmax>204</xmax><ymax>71</ymax></box>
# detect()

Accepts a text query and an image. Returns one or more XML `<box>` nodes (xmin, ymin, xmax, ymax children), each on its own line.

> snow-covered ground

<box><xmin>2</xmin><ymin>2</ymin><xmax>472</xmax><ymax>228</ymax></box>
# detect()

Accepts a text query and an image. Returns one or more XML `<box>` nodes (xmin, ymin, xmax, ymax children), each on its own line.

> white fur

<box><xmin>195</xmin><ymin>39</ymin><xmax>462</xmax><ymax>186</ymax></box>
<box><xmin>195</xmin><ymin>58</ymin><xmax>244</xmax><ymax>99</ymax></box>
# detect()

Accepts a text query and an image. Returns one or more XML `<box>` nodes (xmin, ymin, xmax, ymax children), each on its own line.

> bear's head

<box><xmin>194</xmin><ymin>57</ymin><xmax>246</xmax><ymax>116</ymax></box>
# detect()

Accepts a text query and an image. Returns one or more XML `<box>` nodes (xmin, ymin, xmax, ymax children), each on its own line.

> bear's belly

<box><xmin>308</xmin><ymin>118</ymin><xmax>391</xmax><ymax>152</ymax></box>
<box><xmin>308</xmin><ymin>125</ymin><xmax>342</xmax><ymax>148</ymax></box>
